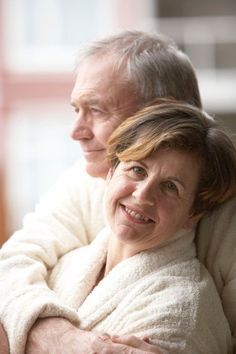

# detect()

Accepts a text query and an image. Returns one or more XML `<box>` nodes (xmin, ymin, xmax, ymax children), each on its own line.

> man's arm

<box><xmin>26</xmin><ymin>318</ymin><xmax>97</xmax><ymax>354</ymax></box>
<box><xmin>25</xmin><ymin>318</ymin><xmax>164</xmax><ymax>354</ymax></box>
<box><xmin>0</xmin><ymin>323</ymin><xmax>9</xmax><ymax>354</ymax></box>
<box><xmin>0</xmin><ymin>318</ymin><xmax>164</xmax><ymax>354</ymax></box>
<box><xmin>0</xmin><ymin>160</ymin><xmax>106</xmax><ymax>353</ymax></box>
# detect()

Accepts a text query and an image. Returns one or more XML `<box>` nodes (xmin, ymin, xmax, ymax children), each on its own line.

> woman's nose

<box><xmin>132</xmin><ymin>181</ymin><xmax>155</xmax><ymax>206</ymax></box>
<box><xmin>70</xmin><ymin>113</ymin><xmax>93</xmax><ymax>141</ymax></box>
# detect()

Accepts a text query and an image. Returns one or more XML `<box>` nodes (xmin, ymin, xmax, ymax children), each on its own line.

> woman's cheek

<box><xmin>106</xmin><ymin>177</ymin><xmax>133</xmax><ymax>213</ymax></box>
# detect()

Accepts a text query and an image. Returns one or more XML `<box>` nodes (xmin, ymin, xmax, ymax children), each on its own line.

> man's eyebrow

<box><xmin>70</xmin><ymin>95</ymin><xmax>101</xmax><ymax>106</ymax></box>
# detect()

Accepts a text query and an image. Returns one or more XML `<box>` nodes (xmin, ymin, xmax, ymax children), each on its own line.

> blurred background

<box><xmin>0</xmin><ymin>0</ymin><xmax>236</xmax><ymax>244</ymax></box>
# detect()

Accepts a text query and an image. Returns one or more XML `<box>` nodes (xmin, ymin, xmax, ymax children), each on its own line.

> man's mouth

<box><xmin>83</xmin><ymin>148</ymin><xmax>104</xmax><ymax>153</ymax></box>
<box><xmin>82</xmin><ymin>149</ymin><xmax>105</xmax><ymax>159</ymax></box>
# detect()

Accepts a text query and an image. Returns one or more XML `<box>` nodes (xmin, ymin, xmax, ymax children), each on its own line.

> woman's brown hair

<box><xmin>107</xmin><ymin>99</ymin><xmax>236</xmax><ymax>217</ymax></box>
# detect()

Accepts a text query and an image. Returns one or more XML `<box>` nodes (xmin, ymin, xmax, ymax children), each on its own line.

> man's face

<box><xmin>70</xmin><ymin>56</ymin><xmax>139</xmax><ymax>179</ymax></box>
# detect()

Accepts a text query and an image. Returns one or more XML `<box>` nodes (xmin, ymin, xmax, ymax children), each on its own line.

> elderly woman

<box><xmin>44</xmin><ymin>101</ymin><xmax>236</xmax><ymax>353</ymax></box>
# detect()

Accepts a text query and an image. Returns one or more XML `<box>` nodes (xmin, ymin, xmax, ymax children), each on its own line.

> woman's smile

<box><xmin>105</xmin><ymin>148</ymin><xmax>201</xmax><ymax>253</ymax></box>
<box><xmin>121</xmin><ymin>204</ymin><xmax>154</xmax><ymax>224</ymax></box>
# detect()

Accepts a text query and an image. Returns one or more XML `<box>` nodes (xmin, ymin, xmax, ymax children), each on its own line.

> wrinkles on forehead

<box><xmin>71</xmin><ymin>82</ymin><xmax>139</xmax><ymax>119</ymax></box>
<box><xmin>71</xmin><ymin>54</ymin><xmax>139</xmax><ymax>119</ymax></box>
<box><xmin>71</xmin><ymin>91</ymin><xmax>106</xmax><ymax>109</ymax></box>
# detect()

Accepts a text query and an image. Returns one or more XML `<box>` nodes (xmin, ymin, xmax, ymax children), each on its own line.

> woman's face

<box><xmin>105</xmin><ymin>148</ymin><xmax>201</xmax><ymax>254</ymax></box>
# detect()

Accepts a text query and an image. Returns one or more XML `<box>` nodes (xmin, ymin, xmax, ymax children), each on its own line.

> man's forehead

<box><xmin>71</xmin><ymin>73</ymin><xmax>113</xmax><ymax>102</ymax></box>
<box><xmin>71</xmin><ymin>89</ymin><xmax>98</xmax><ymax>101</ymax></box>
<box><xmin>70</xmin><ymin>80</ymin><xmax>132</xmax><ymax>106</ymax></box>
<box><xmin>71</xmin><ymin>94</ymin><xmax>103</xmax><ymax>109</ymax></box>
<box><xmin>73</xmin><ymin>57</ymin><xmax>129</xmax><ymax>93</ymax></box>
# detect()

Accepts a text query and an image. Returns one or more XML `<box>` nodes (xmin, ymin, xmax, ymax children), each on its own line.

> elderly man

<box><xmin>0</xmin><ymin>30</ymin><xmax>235</xmax><ymax>354</ymax></box>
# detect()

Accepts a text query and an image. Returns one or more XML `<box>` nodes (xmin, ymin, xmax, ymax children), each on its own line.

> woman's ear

<box><xmin>106</xmin><ymin>168</ymin><xmax>113</xmax><ymax>184</ymax></box>
<box><xmin>183</xmin><ymin>213</ymin><xmax>203</xmax><ymax>229</ymax></box>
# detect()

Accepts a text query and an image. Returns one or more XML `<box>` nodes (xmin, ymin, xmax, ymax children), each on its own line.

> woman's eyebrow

<box><xmin>128</xmin><ymin>160</ymin><xmax>186</xmax><ymax>189</ymax></box>
<box><xmin>137</xmin><ymin>160</ymin><xmax>149</xmax><ymax>169</ymax></box>
<box><xmin>166</xmin><ymin>176</ymin><xmax>186</xmax><ymax>189</ymax></box>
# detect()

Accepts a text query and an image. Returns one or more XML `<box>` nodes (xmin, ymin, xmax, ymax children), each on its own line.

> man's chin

<box><xmin>85</xmin><ymin>161</ymin><xmax>109</xmax><ymax>179</ymax></box>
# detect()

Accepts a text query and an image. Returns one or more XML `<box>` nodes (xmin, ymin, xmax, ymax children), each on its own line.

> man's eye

<box><xmin>72</xmin><ymin>106</ymin><xmax>79</xmax><ymax>114</ymax></box>
<box><xmin>91</xmin><ymin>107</ymin><xmax>102</xmax><ymax>114</ymax></box>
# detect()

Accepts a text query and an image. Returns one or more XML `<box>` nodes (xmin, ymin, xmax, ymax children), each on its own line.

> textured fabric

<box><xmin>0</xmin><ymin>160</ymin><xmax>105</xmax><ymax>353</ymax></box>
<box><xmin>48</xmin><ymin>227</ymin><xmax>232</xmax><ymax>354</ymax></box>
<box><xmin>196</xmin><ymin>197</ymin><xmax>236</xmax><ymax>350</ymax></box>
<box><xmin>0</xmin><ymin>159</ymin><xmax>236</xmax><ymax>352</ymax></box>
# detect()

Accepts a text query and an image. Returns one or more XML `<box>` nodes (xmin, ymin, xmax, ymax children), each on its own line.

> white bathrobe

<box><xmin>48</xmin><ymin>227</ymin><xmax>232</xmax><ymax>354</ymax></box>
<box><xmin>1</xmin><ymin>160</ymin><xmax>236</xmax><ymax>353</ymax></box>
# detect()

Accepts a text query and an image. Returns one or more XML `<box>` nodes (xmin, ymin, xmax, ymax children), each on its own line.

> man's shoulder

<box><xmin>196</xmin><ymin>196</ymin><xmax>236</xmax><ymax>275</ymax></box>
<box><xmin>51</xmin><ymin>158</ymin><xmax>106</xmax><ymax>192</ymax></box>
<box><xmin>198</xmin><ymin>197</ymin><xmax>236</xmax><ymax>236</ymax></box>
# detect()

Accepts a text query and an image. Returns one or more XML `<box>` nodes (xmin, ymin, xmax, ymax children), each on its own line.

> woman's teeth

<box><xmin>125</xmin><ymin>206</ymin><xmax>150</xmax><ymax>222</ymax></box>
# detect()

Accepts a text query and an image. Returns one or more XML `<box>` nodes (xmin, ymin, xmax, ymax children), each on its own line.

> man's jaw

<box><xmin>85</xmin><ymin>158</ymin><xmax>110</xmax><ymax>179</ymax></box>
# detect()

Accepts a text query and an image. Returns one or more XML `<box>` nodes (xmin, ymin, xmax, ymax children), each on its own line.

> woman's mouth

<box><xmin>122</xmin><ymin>205</ymin><xmax>154</xmax><ymax>224</ymax></box>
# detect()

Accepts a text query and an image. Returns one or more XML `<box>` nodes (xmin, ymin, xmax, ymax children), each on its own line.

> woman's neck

<box><xmin>104</xmin><ymin>237</ymin><xmax>137</xmax><ymax>276</ymax></box>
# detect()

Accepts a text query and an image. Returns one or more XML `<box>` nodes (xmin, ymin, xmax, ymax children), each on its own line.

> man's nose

<box><xmin>70</xmin><ymin>113</ymin><xmax>93</xmax><ymax>141</ymax></box>
<box><xmin>132</xmin><ymin>181</ymin><xmax>156</xmax><ymax>206</ymax></box>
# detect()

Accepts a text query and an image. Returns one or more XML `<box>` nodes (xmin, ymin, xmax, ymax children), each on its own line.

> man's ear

<box><xmin>183</xmin><ymin>213</ymin><xmax>203</xmax><ymax>229</ymax></box>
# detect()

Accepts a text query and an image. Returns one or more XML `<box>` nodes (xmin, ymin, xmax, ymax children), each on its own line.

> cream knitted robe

<box><xmin>0</xmin><ymin>159</ymin><xmax>236</xmax><ymax>352</ymax></box>
<box><xmin>48</xmin><ymin>227</ymin><xmax>232</xmax><ymax>354</ymax></box>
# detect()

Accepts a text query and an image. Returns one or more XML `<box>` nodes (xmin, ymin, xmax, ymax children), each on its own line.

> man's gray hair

<box><xmin>77</xmin><ymin>30</ymin><xmax>202</xmax><ymax>109</ymax></box>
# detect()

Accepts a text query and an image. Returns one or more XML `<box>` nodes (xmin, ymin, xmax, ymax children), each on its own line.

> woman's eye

<box><xmin>131</xmin><ymin>166</ymin><xmax>146</xmax><ymax>177</ymax></box>
<box><xmin>163</xmin><ymin>181</ymin><xmax>178</xmax><ymax>193</ymax></box>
